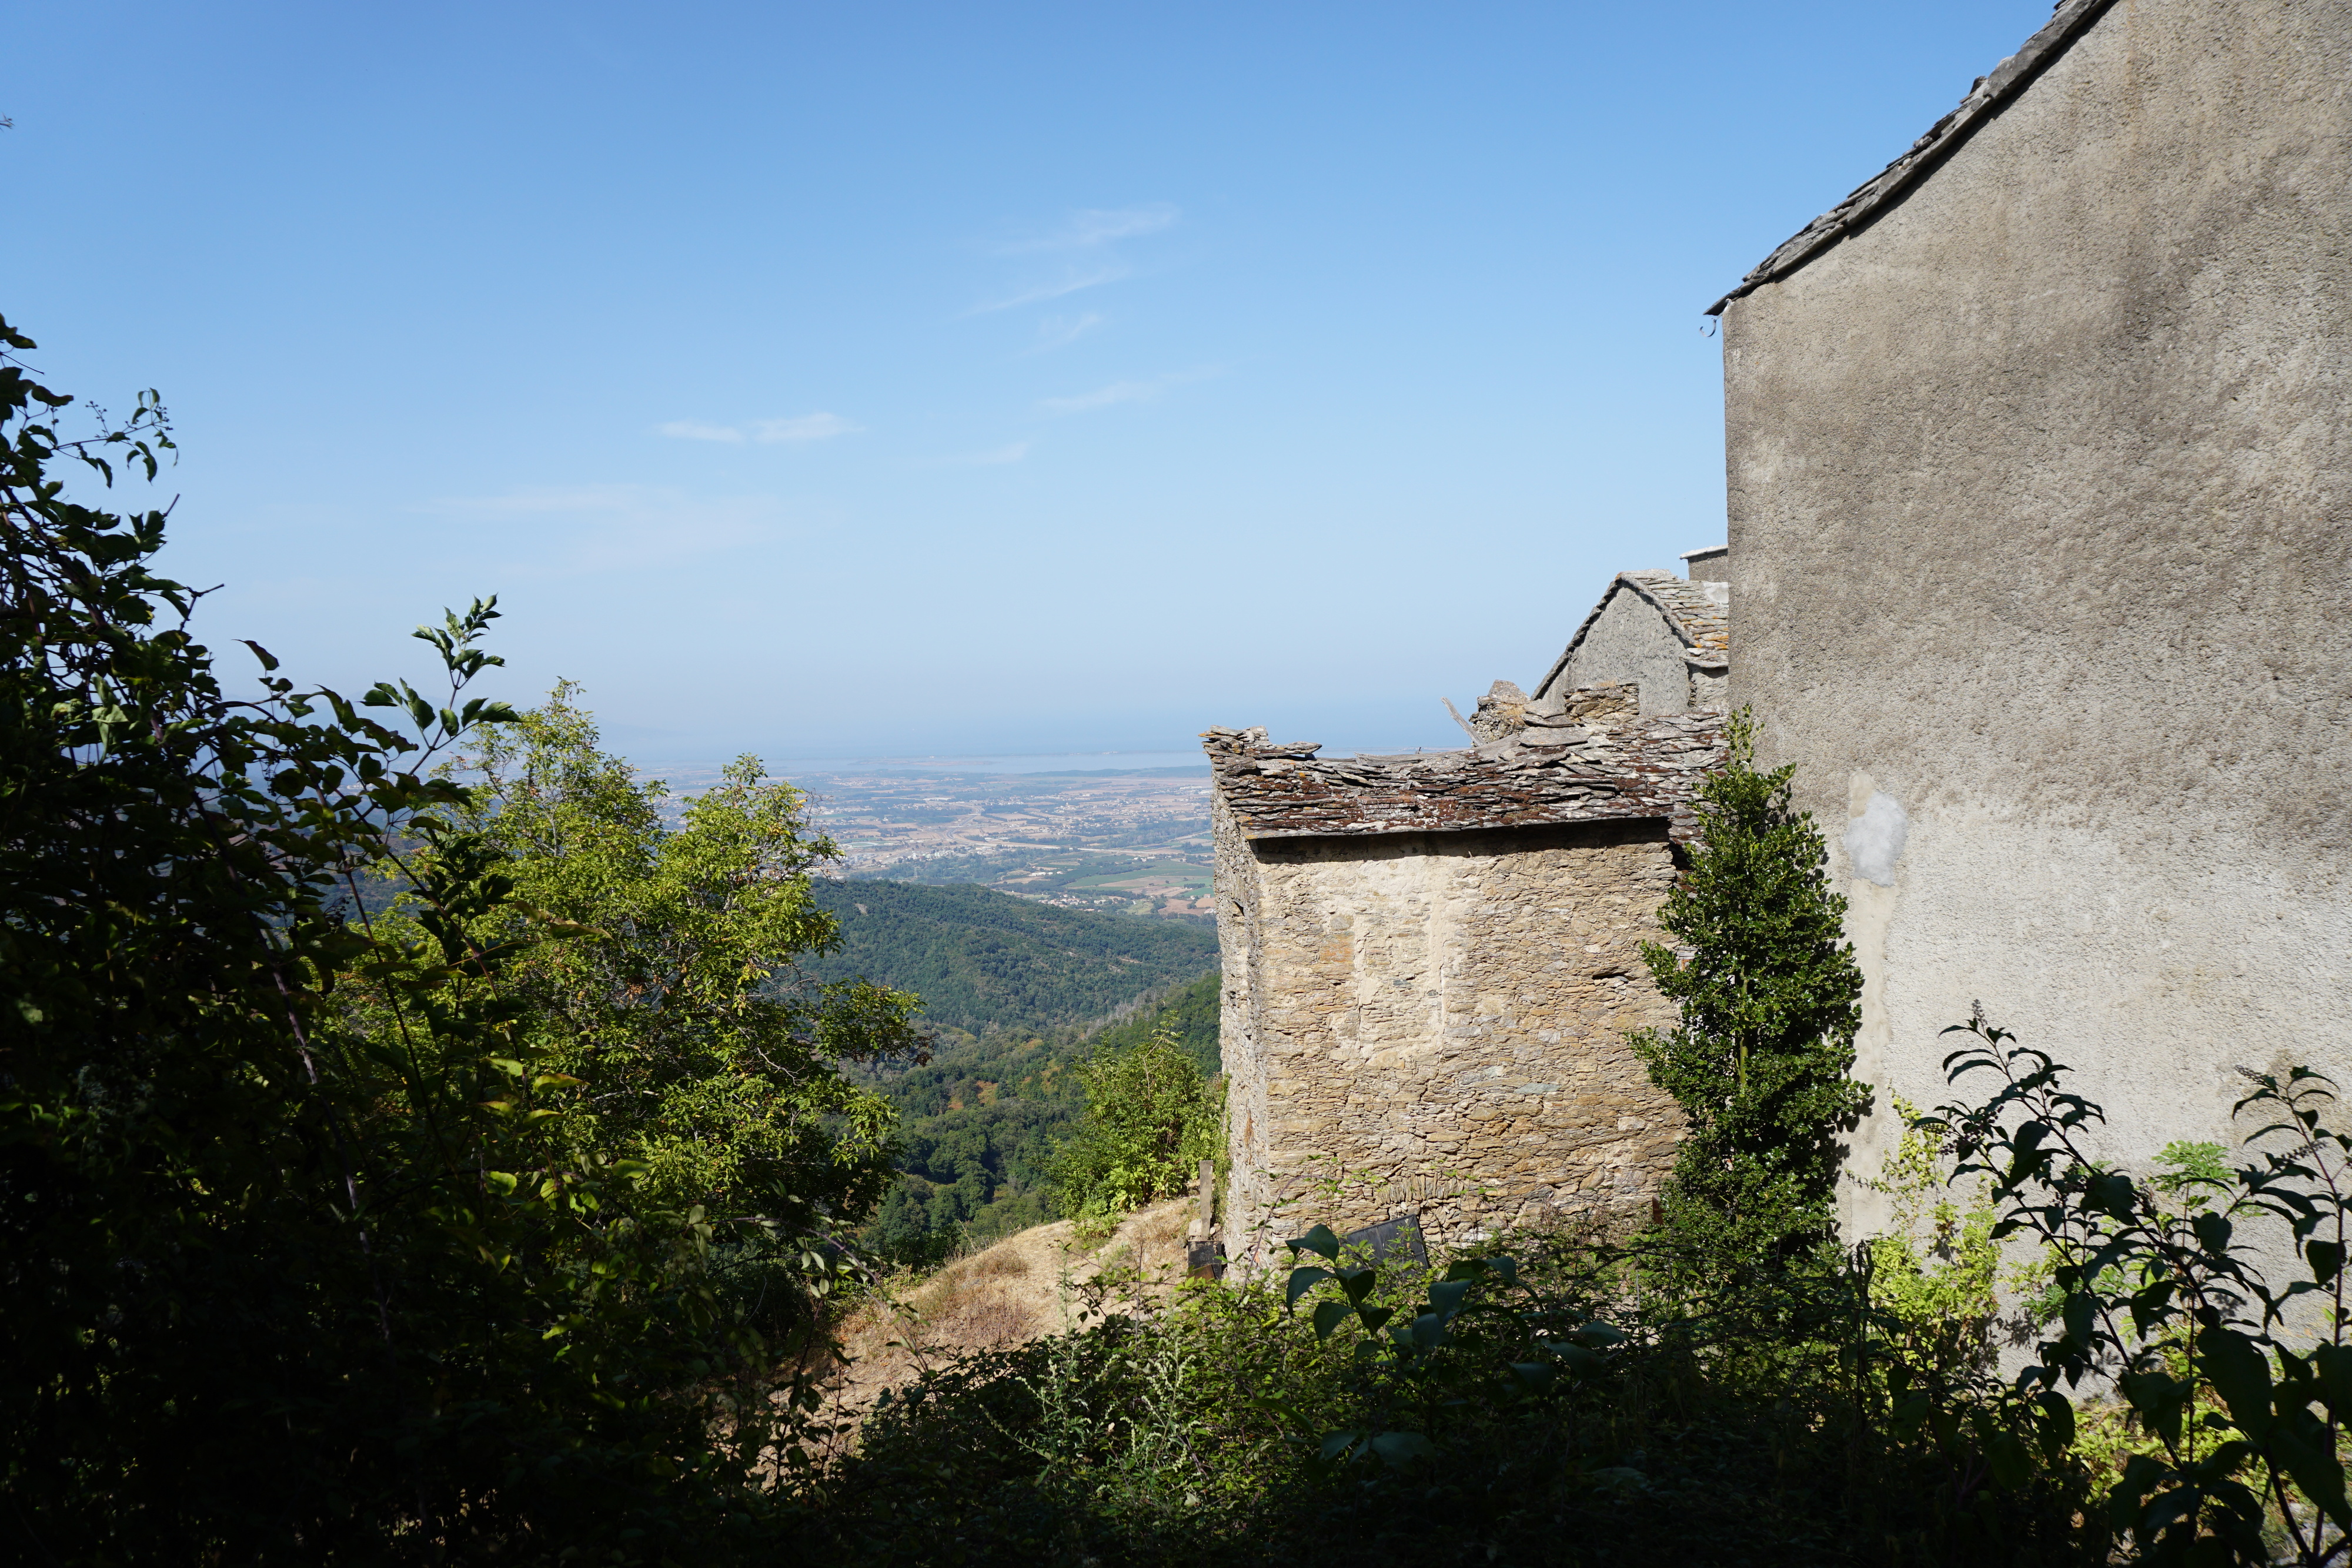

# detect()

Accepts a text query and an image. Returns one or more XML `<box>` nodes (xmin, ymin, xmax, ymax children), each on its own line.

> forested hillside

<box><xmin>861</xmin><ymin>971</ymin><xmax>1220</xmax><ymax>1262</ymax></box>
<box><xmin>799</xmin><ymin>878</ymin><xmax>1215</xmax><ymax>1040</ymax></box>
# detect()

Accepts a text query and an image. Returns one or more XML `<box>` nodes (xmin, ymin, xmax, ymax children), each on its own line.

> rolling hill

<box><xmin>858</xmin><ymin>972</ymin><xmax>1221</xmax><ymax>1263</ymax></box>
<box><xmin>799</xmin><ymin>878</ymin><xmax>1217</xmax><ymax>1041</ymax></box>
<box><xmin>783</xmin><ymin>877</ymin><xmax>1222</xmax><ymax>1263</ymax></box>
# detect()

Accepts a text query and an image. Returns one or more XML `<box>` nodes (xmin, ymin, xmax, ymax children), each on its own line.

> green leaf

<box><xmin>2197</xmin><ymin>1328</ymin><xmax>2274</xmax><ymax>1440</ymax></box>
<box><xmin>1368</xmin><ymin>1431</ymin><xmax>1435</xmax><ymax>1467</ymax></box>
<box><xmin>1425</xmin><ymin>1278</ymin><xmax>1474</xmax><ymax>1319</ymax></box>
<box><xmin>1288</xmin><ymin>1225</ymin><xmax>1340</xmax><ymax>1262</ymax></box>
<box><xmin>2314</xmin><ymin>1344</ymin><xmax>2352</xmax><ymax>1417</ymax></box>
<box><xmin>2061</xmin><ymin>1290</ymin><xmax>2096</xmax><ymax>1351</ymax></box>
<box><xmin>1982</xmin><ymin>1426</ymin><xmax>2031</xmax><ymax>1492</ymax></box>
<box><xmin>2267</xmin><ymin>1425</ymin><xmax>2352</xmax><ymax>1530</ymax></box>
<box><xmin>2033</xmin><ymin>1390</ymin><xmax>2076</xmax><ymax>1460</ymax></box>
<box><xmin>2120</xmin><ymin>1369</ymin><xmax>2190</xmax><ymax>1449</ymax></box>
<box><xmin>1551</xmin><ymin>1342</ymin><xmax>1603</xmax><ymax>1375</ymax></box>
<box><xmin>1311</xmin><ymin>1300</ymin><xmax>1352</xmax><ymax>1341</ymax></box>
<box><xmin>2084</xmin><ymin>1169</ymin><xmax>2136</xmax><ymax>1220</ymax></box>
<box><xmin>1285</xmin><ymin>1265</ymin><xmax>1333</xmax><ymax>1310</ymax></box>
<box><xmin>2310</xmin><ymin>1239</ymin><xmax>2345</xmax><ymax>1286</ymax></box>
<box><xmin>2110</xmin><ymin>1452</ymin><xmax>2172</xmax><ymax>1527</ymax></box>
<box><xmin>1509</xmin><ymin>1361</ymin><xmax>1558</xmax><ymax>1394</ymax></box>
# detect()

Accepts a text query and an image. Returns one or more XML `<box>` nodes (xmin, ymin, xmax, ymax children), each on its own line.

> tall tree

<box><xmin>0</xmin><ymin>315</ymin><xmax>870</xmax><ymax>1560</ymax></box>
<box><xmin>1630</xmin><ymin>710</ymin><xmax>1869</xmax><ymax>1267</ymax></box>
<box><xmin>370</xmin><ymin>683</ymin><xmax>922</xmax><ymax>1253</ymax></box>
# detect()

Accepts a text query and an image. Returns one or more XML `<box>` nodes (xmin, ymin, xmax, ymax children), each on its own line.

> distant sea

<box><xmin>791</xmin><ymin>751</ymin><xmax>1209</xmax><ymax>776</ymax></box>
<box><xmin>646</xmin><ymin>751</ymin><xmax>1211</xmax><ymax>781</ymax></box>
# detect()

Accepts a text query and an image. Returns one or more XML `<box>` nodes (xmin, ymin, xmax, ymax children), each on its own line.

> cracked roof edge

<box><xmin>1530</xmin><ymin>570</ymin><xmax>1728</xmax><ymax>703</ymax></box>
<box><xmin>1704</xmin><ymin>0</ymin><xmax>2122</xmax><ymax>317</ymax></box>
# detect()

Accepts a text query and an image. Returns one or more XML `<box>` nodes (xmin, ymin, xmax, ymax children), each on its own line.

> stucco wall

<box><xmin>1555</xmin><ymin>592</ymin><xmax>1693</xmax><ymax>716</ymax></box>
<box><xmin>1720</xmin><ymin>0</ymin><xmax>2352</xmax><ymax>1235</ymax></box>
<box><xmin>1215</xmin><ymin>814</ymin><xmax>1684</xmax><ymax>1275</ymax></box>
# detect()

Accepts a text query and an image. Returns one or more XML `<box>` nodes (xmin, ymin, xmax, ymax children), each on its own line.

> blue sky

<box><xmin>6</xmin><ymin>1</ymin><xmax>2053</xmax><ymax>764</ymax></box>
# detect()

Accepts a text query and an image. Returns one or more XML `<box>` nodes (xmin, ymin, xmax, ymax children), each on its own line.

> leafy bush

<box><xmin>815</xmin><ymin>1216</ymin><xmax>2097</xmax><ymax>1566</ymax></box>
<box><xmin>1048</xmin><ymin>1024</ymin><xmax>1221</xmax><ymax>1227</ymax></box>
<box><xmin>1863</xmin><ymin>1095</ymin><xmax>2006</xmax><ymax>1385</ymax></box>
<box><xmin>1926</xmin><ymin>1011</ymin><xmax>2352</xmax><ymax>1565</ymax></box>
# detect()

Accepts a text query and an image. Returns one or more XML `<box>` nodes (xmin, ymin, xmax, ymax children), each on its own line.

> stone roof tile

<box><xmin>1706</xmin><ymin>0</ymin><xmax>2120</xmax><ymax>315</ymax></box>
<box><xmin>1202</xmin><ymin>710</ymin><xmax>1728</xmax><ymax>845</ymax></box>
<box><xmin>1532</xmin><ymin>570</ymin><xmax>1731</xmax><ymax>703</ymax></box>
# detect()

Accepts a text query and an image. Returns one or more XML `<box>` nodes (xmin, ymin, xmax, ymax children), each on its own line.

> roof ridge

<box><xmin>1612</xmin><ymin>574</ymin><xmax>1705</xmax><ymax>649</ymax></box>
<box><xmin>1706</xmin><ymin>0</ymin><xmax>2120</xmax><ymax>315</ymax></box>
<box><xmin>1532</xmin><ymin>569</ymin><xmax>1731</xmax><ymax>701</ymax></box>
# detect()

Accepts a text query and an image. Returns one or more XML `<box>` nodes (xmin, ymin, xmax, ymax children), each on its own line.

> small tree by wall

<box><xmin>1630</xmin><ymin>708</ymin><xmax>1869</xmax><ymax>1267</ymax></box>
<box><xmin>1050</xmin><ymin>1025</ymin><xmax>1220</xmax><ymax>1228</ymax></box>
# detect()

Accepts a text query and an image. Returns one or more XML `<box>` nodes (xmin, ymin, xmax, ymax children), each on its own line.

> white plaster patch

<box><xmin>1844</xmin><ymin>791</ymin><xmax>1910</xmax><ymax>887</ymax></box>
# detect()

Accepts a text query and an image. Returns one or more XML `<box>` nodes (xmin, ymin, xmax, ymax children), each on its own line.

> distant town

<box><xmin>659</xmin><ymin>760</ymin><xmax>1218</xmax><ymax>921</ymax></box>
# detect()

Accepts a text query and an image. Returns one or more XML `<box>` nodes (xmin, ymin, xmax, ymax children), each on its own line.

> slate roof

<box><xmin>1202</xmin><ymin>708</ymin><xmax>1728</xmax><ymax>847</ymax></box>
<box><xmin>1531</xmin><ymin>570</ymin><xmax>1730</xmax><ymax>704</ymax></box>
<box><xmin>1706</xmin><ymin>0</ymin><xmax>2121</xmax><ymax>315</ymax></box>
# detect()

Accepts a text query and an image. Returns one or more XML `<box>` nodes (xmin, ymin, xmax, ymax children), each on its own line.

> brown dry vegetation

<box><xmin>820</xmin><ymin>1196</ymin><xmax>1199</xmax><ymax>1424</ymax></box>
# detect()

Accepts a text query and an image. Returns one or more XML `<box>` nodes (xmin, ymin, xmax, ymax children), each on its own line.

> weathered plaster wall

<box><xmin>1557</xmin><ymin>593</ymin><xmax>1696</xmax><ymax>716</ymax></box>
<box><xmin>1216</xmin><ymin>815</ymin><xmax>1685</xmax><ymax>1275</ymax></box>
<box><xmin>1720</xmin><ymin>0</ymin><xmax>2352</xmax><ymax>1234</ymax></box>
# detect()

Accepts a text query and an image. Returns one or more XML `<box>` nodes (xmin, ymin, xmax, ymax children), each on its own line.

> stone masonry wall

<box><xmin>1217</xmin><ymin>813</ymin><xmax>1686</xmax><ymax>1276</ymax></box>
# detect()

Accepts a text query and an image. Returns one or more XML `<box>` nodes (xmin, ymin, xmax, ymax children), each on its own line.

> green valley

<box><xmin>859</xmin><ymin>972</ymin><xmax>1219</xmax><ymax>1262</ymax></box>
<box><xmin>789</xmin><ymin>879</ymin><xmax>1221</xmax><ymax>1262</ymax></box>
<box><xmin>798</xmin><ymin>878</ymin><xmax>1214</xmax><ymax>1042</ymax></box>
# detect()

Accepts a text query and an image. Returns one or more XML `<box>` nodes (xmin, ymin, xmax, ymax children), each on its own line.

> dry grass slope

<box><xmin>825</xmin><ymin>1197</ymin><xmax>1198</xmax><ymax>1419</ymax></box>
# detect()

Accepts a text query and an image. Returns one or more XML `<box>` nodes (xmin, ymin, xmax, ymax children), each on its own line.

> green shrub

<box><xmin>0</xmin><ymin>317</ymin><xmax>898</xmax><ymax>1560</ymax></box>
<box><xmin>1927</xmin><ymin>1013</ymin><xmax>2352</xmax><ymax>1565</ymax></box>
<box><xmin>1630</xmin><ymin>708</ymin><xmax>1869</xmax><ymax>1269</ymax></box>
<box><xmin>1049</xmin><ymin>1024</ymin><xmax>1221</xmax><ymax>1226</ymax></box>
<box><xmin>1863</xmin><ymin>1095</ymin><xmax>2004</xmax><ymax>1385</ymax></box>
<box><xmin>816</xmin><ymin>1219</ymin><xmax>2097</xmax><ymax>1566</ymax></box>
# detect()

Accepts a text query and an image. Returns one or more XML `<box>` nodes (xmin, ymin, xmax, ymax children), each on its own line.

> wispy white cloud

<box><xmin>994</xmin><ymin>203</ymin><xmax>1178</xmax><ymax>254</ymax></box>
<box><xmin>656</xmin><ymin>412</ymin><xmax>863</xmax><ymax>444</ymax></box>
<box><xmin>1023</xmin><ymin>312</ymin><xmax>1105</xmax><ymax>355</ymax></box>
<box><xmin>948</xmin><ymin>442</ymin><xmax>1031</xmax><ymax>466</ymax></box>
<box><xmin>751</xmin><ymin>412</ymin><xmax>861</xmax><ymax>444</ymax></box>
<box><xmin>969</xmin><ymin>267</ymin><xmax>1129</xmax><ymax>315</ymax></box>
<box><xmin>1038</xmin><ymin>366</ymin><xmax>1220</xmax><ymax>415</ymax></box>
<box><xmin>657</xmin><ymin>420</ymin><xmax>745</xmax><ymax>443</ymax></box>
<box><xmin>1040</xmin><ymin>380</ymin><xmax>1157</xmax><ymax>414</ymax></box>
<box><xmin>967</xmin><ymin>203</ymin><xmax>1179</xmax><ymax>316</ymax></box>
<box><xmin>424</xmin><ymin>484</ymin><xmax>798</xmax><ymax>574</ymax></box>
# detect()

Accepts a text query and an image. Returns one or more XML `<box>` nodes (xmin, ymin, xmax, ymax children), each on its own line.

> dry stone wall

<box><xmin>1208</xmin><ymin>704</ymin><xmax>1721</xmax><ymax>1277</ymax></box>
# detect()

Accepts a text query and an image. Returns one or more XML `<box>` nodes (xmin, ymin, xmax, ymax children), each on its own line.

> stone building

<box><xmin>1710</xmin><ymin>0</ymin><xmax>2351</xmax><ymax>1235</ymax></box>
<box><xmin>1527</xmin><ymin>559</ymin><xmax>1730</xmax><ymax>718</ymax></box>
<box><xmin>1206</xmin><ymin>567</ymin><xmax>1728</xmax><ymax>1275</ymax></box>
